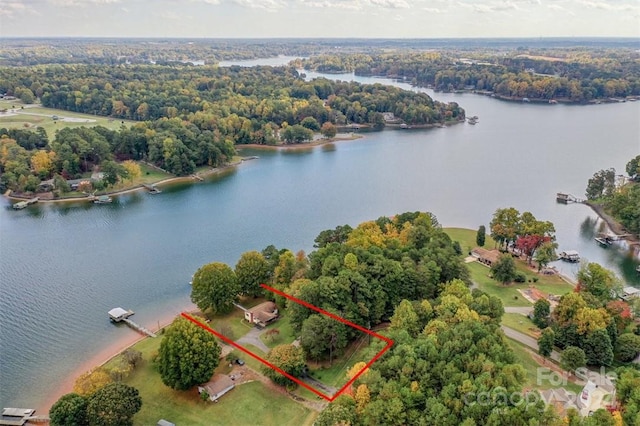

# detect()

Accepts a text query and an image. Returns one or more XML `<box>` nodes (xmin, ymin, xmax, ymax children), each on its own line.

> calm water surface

<box><xmin>1</xmin><ymin>63</ymin><xmax>639</xmax><ymax>409</ymax></box>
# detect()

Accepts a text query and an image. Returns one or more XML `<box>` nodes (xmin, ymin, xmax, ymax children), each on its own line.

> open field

<box><xmin>0</xmin><ymin>101</ymin><xmax>135</xmax><ymax>137</ymax></box>
<box><xmin>261</xmin><ymin>315</ymin><xmax>297</xmax><ymax>349</ymax></box>
<box><xmin>104</xmin><ymin>334</ymin><xmax>316</xmax><ymax>426</ymax></box>
<box><xmin>308</xmin><ymin>336</ymin><xmax>376</xmax><ymax>389</ymax></box>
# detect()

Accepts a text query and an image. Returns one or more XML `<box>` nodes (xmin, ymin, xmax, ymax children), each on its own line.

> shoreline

<box><xmin>40</xmin><ymin>301</ymin><xmax>198</xmax><ymax>415</ymax></box>
<box><xmin>584</xmin><ymin>201</ymin><xmax>640</xmax><ymax>258</ymax></box>
<box><xmin>236</xmin><ymin>133</ymin><xmax>363</xmax><ymax>151</ymax></box>
<box><xmin>4</xmin><ymin>160</ymin><xmax>244</xmax><ymax>204</ymax></box>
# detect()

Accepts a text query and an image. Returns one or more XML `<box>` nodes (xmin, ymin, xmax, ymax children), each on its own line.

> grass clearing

<box><xmin>0</xmin><ymin>102</ymin><xmax>135</xmax><ymax>138</ymax></box>
<box><xmin>104</xmin><ymin>333</ymin><xmax>315</xmax><ymax>426</ymax></box>
<box><xmin>505</xmin><ymin>339</ymin><xmax>582</xmax><ymax>394</ymax></box>
<box><xmin>502</xmin><ymin>313</ymin><xmax>540</xmax><ymax>338</ymax></box>
<box><xmin>467</xmin><ymin>262</ymin><xmax>532</xmax><ymax>307</ymax></box>
<box><xmin>445</xmin><ymin>227</ymin><xmax>497</xmax><ymax>255</ymax></box>
<box><xmin>308</xmin><ymin>336</ymin><xmax>374</xmax><ymax>388</ymax></box>
<box><xmin>205</xmin><ymin>309</ymin><xmax>254</xmax><ymax>341</ymax></box>
<box><xmin>261</xmin><ymin>315</ymin><xmax>297</xmax><ymax>349</ymax></box>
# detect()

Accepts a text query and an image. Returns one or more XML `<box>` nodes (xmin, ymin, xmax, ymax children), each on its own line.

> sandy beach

<box><xmin>41</xmin><ymin>301</ymin><xmax>197</xmax><ymax>414</ymax></box>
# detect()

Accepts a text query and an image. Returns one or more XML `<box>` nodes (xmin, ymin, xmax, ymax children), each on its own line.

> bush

<box><xmin>533</xmin><ymin>277</ymin><xmax>539</xmax><ymax>283</ymax></box>
<box><xmin>514</xmin><ymin>273</ymin><xmax>527</xmax><ymax>283</ymax></box>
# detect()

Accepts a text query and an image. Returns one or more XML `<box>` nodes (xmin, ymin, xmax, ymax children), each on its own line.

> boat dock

<box><xmin>556</xmin><ymin>193</ymin><xmax>584</xmax><ymax>204</ymax></box>
<box><xmin>12</xmin><ymin>197</ymin><xmax>39</xmax><ymax>210</ymax></box>
<box><xmin>191</xmin><ymin>174</ymin><xmax>204</xmax><ymax>182</ymax></box>
<box><xmin>0</xmin><ymin>408</ymin><xmax>44</xmax><ymax>426</ymax></box>
<box><xmin>108</xmin><ymin>307</ymin><xmax>156</xmax><ymax>338</ymax></box>
<box><xmin>558</xmin><ymin>250</ymin><xmax>580</xmax><ymax>262</ymax></box>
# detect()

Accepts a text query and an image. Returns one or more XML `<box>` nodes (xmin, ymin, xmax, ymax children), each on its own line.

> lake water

<box><xmin>1</xmin><ymin>60</ymin><xmax>639</xmax><ymax>410</ymax></box>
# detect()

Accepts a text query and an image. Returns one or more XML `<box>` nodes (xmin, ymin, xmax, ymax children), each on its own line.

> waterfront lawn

<box><xmin>445</xmin><ymin>227</ymin><xmax>498</xmax><ymax>255</ymax></box>
<box><xmin>205</xmin><ymin>308</ymin><xmax>253</xmax><ymax>341</ymax></box>
<box><xmin>111</xmin><ymin>337</ymin><xmax>315</xmax><ymax>426</ymax></box>
<box><xmin>467</xmin><ymin>262</ymin><xmax>532</xmax><ymax>307</ymax></box>
<box><xmin>502</xmin><ymin>313</ymin><xmax>539</xmax><ymax>338</ymax></box>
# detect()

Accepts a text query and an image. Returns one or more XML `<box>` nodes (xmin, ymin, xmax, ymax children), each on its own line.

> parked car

<box><xmin>235</xmin><ymin>358</ymin><xmax>245</xmax><ymax>366</ymax></box>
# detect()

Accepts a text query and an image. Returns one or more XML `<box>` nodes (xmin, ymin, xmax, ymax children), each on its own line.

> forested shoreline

<box><xmin>0</xmin><ymin>64</ymin><xmax>463</xmax><ymax>194</ymax></box>
<box><xmin>298</xmin><ymin>49</ymin><xmax>640</xmax><ymax>102</ymax></box>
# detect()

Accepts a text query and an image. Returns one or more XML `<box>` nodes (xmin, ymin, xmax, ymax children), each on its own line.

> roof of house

<box><xmin>622</xmin><ymin>286</ymin><xmax>640</xmax><ymax>296</ymax></box>
<box><xmin>201</xmin><ymin>374</ymin><xmax>235</xmax><ymax>397</ymax></box>
<box><xmin>157</xmin><ymin>420</ymin><xmax>175</xmax><ymax>426</ymax></box>
<box><xmin>471</xmin><ymin>247</ymin><xmax>501</xmax><ymax>264</ymax></box>
<box><xmin>248</xmin><ymin>301</ymin><xmax>278</xmax><ymax>323</ymax></box>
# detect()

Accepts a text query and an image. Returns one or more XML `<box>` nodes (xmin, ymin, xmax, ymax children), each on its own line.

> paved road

<box><xmin>500</xmin><ymin>325</ymin><xmax>616</xmax><ymax>392</ymax></box>
<box><xmin>236</xmin><ymin>327</ymin><xmax>270</xmax><ymax>353</ymax></box>
<box><xmin>504</xmin><ymin>307</ymin><xmax>533</xmax><ymax>315</ymax></box>
<box><xmin>500</xmin><ymin>325</ymin><xmax>560</xmax><ymax>362</ymax></box>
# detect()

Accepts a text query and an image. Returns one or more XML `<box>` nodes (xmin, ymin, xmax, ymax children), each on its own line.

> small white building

<box><xmin>198</xmin><ymin>374</ymin><xmax>235</xmax><ymax>402</ymax></box>
<box><xmin>621</xmin><ymin>286</ymin><xmax>640</xmax><ymax>301</ymax></box>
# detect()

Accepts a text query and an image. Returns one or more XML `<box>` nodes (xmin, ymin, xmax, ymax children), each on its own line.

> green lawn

<box><xmin>502</xmin><ymin>313</ymin><xmax>539</xmax><ymax>338</ymax></box>
<box><xmin>0</xmin><ymin>102</ymin><xmax>135</xmax><ymax>138</ymax></box>
<box><xmin>444</xmin><ymin>227</ymin><xmax>497</xmax><ymax>255</ymax></box>
<box><xmin>261</xmin><ymin>315</ymin><xmax>297</xmax><ymax>349</ymax></box>
<box><xmin>205</xmin><ymin>309</ymin><xmax>254</xmax><ymax>341</ymax></box>
<box><xmin>467</xmin><ymin>262</ymin><xmax>532</xmax><ymax>307</ymax></box>
<box><xmin>308</xmin><ymin>336</ymin><xmax>375</xmax><ymax>388</ymax></box>
<box><xmin>505</xmin><ymin>339</ymin><xmax>582</xmax><ymax>395</ymax></box>
<box><xmin>103</xmin><ymin>335</ymin><xmax>316</xmax><ymax>426</ymax></box>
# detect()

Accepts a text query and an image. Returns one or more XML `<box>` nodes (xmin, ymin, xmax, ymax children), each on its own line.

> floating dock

<box><xmin>12</xmin><ymin>197</ymin><xmax>38</xmax><ymax>210</ymax></box>
<box><xmin>108</xmin><ymin>307</ymin><xmax>156</xmax><ymax>337</ymax></box>
<box><xmin>92</xmin><ymin>195</ymin><xmax>112</xmax><ymax>204</ymax></box>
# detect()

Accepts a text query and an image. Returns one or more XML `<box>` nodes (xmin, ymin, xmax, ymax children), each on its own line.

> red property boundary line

<box><xmin>182</xmin><ymin>283</ymin><xmax>394</xmax><ymax>402</ymax></box>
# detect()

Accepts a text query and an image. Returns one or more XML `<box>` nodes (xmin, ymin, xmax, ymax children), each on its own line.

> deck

<box><xmin>109</xmin><ymin>308</ymin><xmax>156</xmax><ymax>337</ymax></box>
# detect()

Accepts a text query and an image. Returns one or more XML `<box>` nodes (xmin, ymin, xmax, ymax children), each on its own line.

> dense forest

<box><xmin>298</xmin><ymin>49</ymin><xmax>640</xmax><ymax>102</ymax></box>
<box><xmin>188</xmin><ymin>212</ymin><xmax>632</xmax><ymax>425</ymax></box>
<box><xmin>0</xmin><ymin>64</ymin><xmax>464</xmax><ymax>193</ymax></box>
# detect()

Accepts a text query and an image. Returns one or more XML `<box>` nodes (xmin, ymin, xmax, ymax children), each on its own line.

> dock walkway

<box><xmin>121</xmin><ymin>318</ymin><xmax>157</xmax><ymax>337</ymax></box>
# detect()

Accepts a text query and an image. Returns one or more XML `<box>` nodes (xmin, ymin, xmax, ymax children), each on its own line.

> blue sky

<box><xmin>1</xmin><ymin>0</ymin><xmax>638</xmax><ymax>38</ymax></box>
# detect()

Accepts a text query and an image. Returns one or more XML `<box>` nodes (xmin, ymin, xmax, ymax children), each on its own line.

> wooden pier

<box><xmin>108</xmin><ymin>307</ymin><xmax>156</xmax><ymax>338</ymax></box>
<box><xmin>12</xmin><ymin>197</ymin><xmax>38</xmax><ymax>210</ymax></box>
<box><xmin>191</xmin><ymin>174</ymin><xmax>204</xmax><ymax>182</ymax></box>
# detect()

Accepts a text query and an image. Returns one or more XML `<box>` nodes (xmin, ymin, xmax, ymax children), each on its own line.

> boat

<box><xmin>93</xmin><ymin>195</ymin><xmax>112</xmax><ymax>204</ymax></box>
<box><xmin>143</xmin><ymin>184</ymin><xmax>162</xmax><ymax>194</ymax></box>
<box><xmin>558</xmin><ymin>250</ymin><xmax>580</xmax><ymax>262</ymax></box>
<box><xmin>467</xmin><ymin>117</ymin><xmax>478</xmax><ymax>125</ymax></box>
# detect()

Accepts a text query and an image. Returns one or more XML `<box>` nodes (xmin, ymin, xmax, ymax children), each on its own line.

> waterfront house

<box><xmin>244</xmin><ymin>301</ymin><xmax>279</xmax><ymax>327</ymax></box>
<box><xmin>471</xmin><ymin>247</ymin><xmax>501</xmax><ymax>267</ymax></box>
<box><xmin>198</xmin><ymin>374</ymin><xmax>235</xmax><ymax>402</ymax></box>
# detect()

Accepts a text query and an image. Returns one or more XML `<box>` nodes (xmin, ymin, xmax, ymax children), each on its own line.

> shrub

<box><xmin>514</xmin><ymin>273</ymin><xmax>527</xmax><ymax>283</ymax></box>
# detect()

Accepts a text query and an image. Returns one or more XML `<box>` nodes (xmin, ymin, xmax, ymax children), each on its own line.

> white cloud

<box><xmin>370</xmin><ymin>0</ymin><xmax>410</xmax><ymax>9</ymax></box>
<box><xmin>233</xmin><ymin>0</ymin><xmax>286</xmax><ymax>9</ymax></box>
<box><xmin>0</xmin><ymin>1</ymin><xmax>28</xmax><ymax>17</ymax></box>
<box><xmin>49</xmin><ymin>0</ymin><xmax>121</xmax><ymax>6</ymax></box>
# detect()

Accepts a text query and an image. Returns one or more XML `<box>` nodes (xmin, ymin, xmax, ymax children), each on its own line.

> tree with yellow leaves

<box><xmin>31</xmin><ymin>150</ymin><xmax>55</xmax><ymax>179</ymax></box>
<box><xmin>121</xmin><ymin>160</ymin><xmax>141</xmax><ymax>182</ymax></box>
<box><xmin>73</xmin><ymin>368</ymin><xmax>112</xmax><ymax>396</ymax></box>
<box><xmin>354</xmin><ymin>384</ymin><xmax>370</xmax><ymax>414</ymax></box>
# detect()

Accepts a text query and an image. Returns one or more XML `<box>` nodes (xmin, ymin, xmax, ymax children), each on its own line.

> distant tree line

<box><xmin>298</xmin><ymin>49</ymin><xmax>640</xmax><ymax>101</ymax></box>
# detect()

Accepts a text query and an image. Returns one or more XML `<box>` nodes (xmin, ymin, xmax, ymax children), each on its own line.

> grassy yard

<box><xmin>308</xmin><ymin>336</ymin><xmax>375</xmax><ymax>389</ymax></box>
<box><xmin>204</xmin><ymin>308</ymin><xmax>254</xmax><ymax>342</ymax></box>
<box><xmin>445</xmin><ymin>227</ymin><xmax>497</xmax><ymax>254</ymax></box>
<box><xmin>261</xmin><ymin>315</ymin><xmax>297</xmax><ymax>349</ymax></box>
<box><xmin>104</xmin><ymin>335</ymin><xmax>316</xmax><ymax>426</ymax></box>
<box><xmin>502</xmin><ymin>313</ymin><xmax>540</xmax><ymax>338</ymax></box>
<box><xmin>467</xmin><ymin>262</ymin><xmax>532</xmax><ymax>307</ymax></box>
<box><xmin>0</xmin><ymin>101</ymin><xmax>135</xmax><ymax>138</ymax></box>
